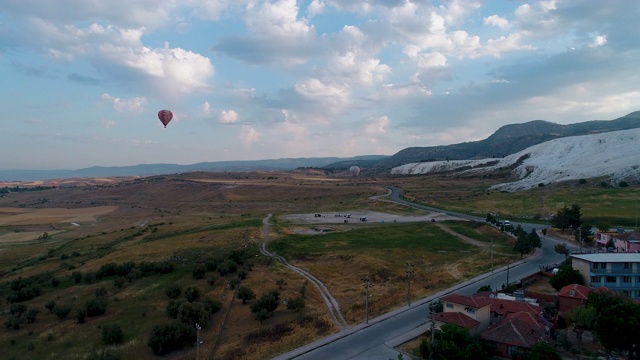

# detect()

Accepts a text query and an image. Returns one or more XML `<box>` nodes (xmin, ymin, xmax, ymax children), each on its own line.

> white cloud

<box><xmin>307</xmin><ymin>0</ymin><xmax>325</xmax><ymax>18</ymax></box>
<box><xmin>484</xmin><ymin>15</ymin><xmax>510</xmax><ymax>29</ymax></box>
<box><xmin>219</xmin><ymin>110</ymin><xmax>239</xmax><ymax>123</ymax></box>
<box><xmin>201</xmin><ymin>101</ymin><xmax>212</xmax><ymax>114</ymax></box>
<box><xmin>240</xmin><ymin>125</ymin><xmax>261</xmax><ymax>147</ymax></box>
<box><xmin>294</xmin><ymin>77</ymin><xmax>350</xmax><ymax>109</ymax></box>
<box><xmin>483</xmin><ymin>33</ymin><xmax>535</xmax><ymax>57</ymax></box>
<box><xmin>589</xmin><ymin>35</ymin><xmax>607</xmax><ymax>48</ymax></box>
<box><xmin>100</xmin><ymin>93</ymin><xmax>146</xmax><ymax>112</ymax></box>
<box><xmin>364</xmin><ymin>115</ymin><xmax>389</xmax><ymax>137</ymax></box>
<box><xmin>101</xmin><ymin>119</ymin><xmax>116</xmax><ymax>129</ymax></box>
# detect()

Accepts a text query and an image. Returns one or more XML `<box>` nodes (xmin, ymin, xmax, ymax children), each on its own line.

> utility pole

<box><xmin>406</xmin><ymin>261</ymin><xmax>415</xmax><ymax>307</ymax></box>
<box><xmin>195</xmin><ymin>323</ymin><xmax>201</xmax><ymax>360</ymax></box>
<box><xmin>362</xmin><ymin>275</ymin><xmax>373</xmax><ymax>324</ymax></box>
<box><xmin>506</xmin><ymin>263</ymin><xmax>510</xmax><ymax>289</ymax></box>
<box><xmin>430</xmin><ymin>308</ymin><xmax>435</xmax><ymax>360</ymax></box>
<box><xmin>490</xmin><ymin>238</ymin><xmax>494</xmax><ymax>272</ymax></box>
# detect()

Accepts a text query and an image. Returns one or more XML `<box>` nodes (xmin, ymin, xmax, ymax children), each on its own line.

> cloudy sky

<box><xmin>1</xmin><ymin>0</ymin><xmax>639</xmax><ymax>170</ymax></box>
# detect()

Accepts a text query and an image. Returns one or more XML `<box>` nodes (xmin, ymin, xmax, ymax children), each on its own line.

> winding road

<box><xmin>259</xmin><ymin>214</ymin><xmax>350</xmax><ymax>329</ymax></box>
<box><xmin>266</xmin><ymin>186</ymin><xmax>578</xmax><ymax>359</ymax></box>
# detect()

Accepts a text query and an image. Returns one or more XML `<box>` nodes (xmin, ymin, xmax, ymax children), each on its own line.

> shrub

<box><xmin>237</xmin><ymin>269</ymin><xmax>248</xmax><ymax>280</ymax></box>
<box><xmin>229</xmin><ymin>278</ymin><xmax>240</xmax><ymax>289</ymax></box>
<box><xmin>102</xmin><ymin>324</ymin><xmax>125</xmax><ymax>345</ymax></box>
<box><xmin>184</xmin><ymin>287</ymin><xmax>200</xmax><ymax>303</ymax></box>
<box><xmin>217</xmin><ymin>260</ymin><xmax>238</xmax><ymax>276</ymax></box>
<box><xmin>4</xmin><ymin>315</ymin><xmax>24</xmax><ymax>330</ymax></box>
<box><xmin>237</xmin><ymin>286</ymin><xmax>256</xmax><ymax>304</ymax></box>
<box><xmin>192</xmin><ymin>266</ymin><xmax>207</xmax><ymax>279</ymax></box>
<box><xmin>71</xmin><ymin>271</ymin><xmax>82</xmax><ymax>284</ymax></box>
<box><xmin>147</xmin><ymin>323</ymin><xmax>195</xmax><ymax>356</ymax></box>
<box><xmin>165</xmin><ymin>285</ymin><xmax>182</xmax><ymax>299</ymax></box>
<box><xmin>10</xmin><ymin>304</ymin><xmax>27</xmax><ymax>316</ymax></box>
<box><xmin>51</xmin><ymin>278</ymin><xmax>60</xmax><ymax>287</ymax></box>
<box><xmin>579</xmin><ymin>179</ymin><xmax>587</xmax><ymax>184</ymax></box>
<box><xmin>54</xmin><ymin>304</ymin><xmax>72</xmax><ymax>319</ymax></box>
<box><xmin>202</xmin><ymin>297</ymin><xmax>222</xmax><ymax>315</ymax></box>
<box><xmin>166</xmin><ymin>300</ymin><xmax>183</xmax><ymax>319</ymax></box>
<box><xmin>286</xmin><ymin>297</ymin><xmax>305</xmax><ymax>312</ymax></box>
<box><xmin>619</xmin><ymin>181</ymin><xmax>629</xmax><ymax>187</ymax></box>
<box><xmin>95</xmin><ymin>287</ymin><xmax>108</xmax><ymax>297</ymax></box>
<box><xmin>178</xmin><ymin>302</ymin><xmax>210</xmax><ymax>328</ymax></box>
<box><xmin>85</xmin><ymin>298</ymin><xmax>107</xmax><ymax>317</ymax></box>
<box><xmin>77</xmin><ymin>308</ymin><xmax>87</xmax><ymax>324</ymax></box>
<box><xmin>25</xmin><ymin>307</ymin><xmax>39</xmax><ymax>323</ymax></box>
<box><xmin>45</xmin><ymin>300</ymin><xmax>56</xmax><ymax>313</ymax></box>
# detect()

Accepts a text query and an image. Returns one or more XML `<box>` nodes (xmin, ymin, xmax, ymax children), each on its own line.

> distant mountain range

<box><xmin>2</xmin><ymin>111</ymin><xmax>638</xmax><ymax>182</ymax></box>
<box><xmin>0</xmin><ymin>156</ymin><xmax>387</xmax><ymax>182</ymax></box>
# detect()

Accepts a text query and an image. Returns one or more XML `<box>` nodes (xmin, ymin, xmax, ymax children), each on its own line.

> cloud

<box><xmin>364</xmin><ymin>115</ymin><xmax>389</xmax><ymax>137</ymax></box>
<box><xmin>484</xmin><ymin>15</ymin><xmax>510</xmax><ymax>29</ymax></box>
<box><xmin>213</xmin><ymin>0</ymin><xmax>318</xmax><ymax>66</ymax></box>
<box><xmin>589</xmin><ymin>35</ymin><xmax>607</xmax><ymax>48</ymax></box>
<box><xmin>240</xmin><ymin>125</ymin><xmax>261</xmax><ymax>147</ymax></box>
<box><xmin>100</xmin><ymin>93</ymin><xmax>146</xmax><ymax>112</ymax></box>
<box><xmin>67</xmin><ymin>73</ymin><xmax>104</xmax><ymax>86</ymax></box>
<box><xmin>219</xmin><ymin>110</ymin><xmax>239</xmax><ymax>123</ymax></box>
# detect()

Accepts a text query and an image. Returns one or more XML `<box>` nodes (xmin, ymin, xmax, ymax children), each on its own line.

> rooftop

<box><xmin>558</xmin><ymin>284</ymin><xmax>592</xmax><ymax>301</ymax></box>
<box><xmin>481</xmin><ymin>312</ymin><xmax>549</xmax><ymax>348</ymax></box>
<box><xmin>570</xmin><ymin>253</ymin><xmax>640</xmax><ymax>262</ymax></box>
<box><xmin>435</xmin><ymin>312</ymin><xmax>480</xmax><ymax>329</ymax></box>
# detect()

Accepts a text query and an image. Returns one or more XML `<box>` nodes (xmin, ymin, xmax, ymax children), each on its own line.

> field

<box><xmin>0</xmin><ymin>170</ymin><xmax>637</xmax><ymax>360</ymax></box>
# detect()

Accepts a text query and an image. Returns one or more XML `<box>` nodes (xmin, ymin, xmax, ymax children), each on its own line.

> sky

<box><xmin>1</xmin><ymin>0</ymin><xmax>639</xmax><ymax>170</ymax></box>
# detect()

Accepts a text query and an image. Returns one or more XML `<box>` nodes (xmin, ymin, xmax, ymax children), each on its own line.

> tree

<box><xmin>588</xmin><ymin>290</ymin><xmax>640</xmax><ymax>359</ymax></box>
<box><xmin>147</xmin><ymin>323</ymin><xmax>195</xmax><ymax>356</ymax></box>
<box><xmin>236</xmin><ymin>286</ymin><xmax>256</xmax><ymax>304</ymax></box>
<box><xmin>566</xmin><ymin>306</ymin><xmax>596</xmax><ymax>342</ymax></box>
<box><xmin>528</xmin><ymin>342</ymin><xmax>562</xmax><ymax>360</ymax></box>
<box><xmin>420</xmin><ymin>323</ymin><xmax>492</xmax><ymax>360</ymax></box>
<box><xmin>476</xmin><ymin>285</ymin><xmax>492</xmax><ymax>293</ymax></box>
<box><xmin>576</xmin><ymin>223</ymin><xmax>594</xmax><ymax>245</ymax></box>
<box><xmin>554</xmin><ymin>243</ymin><xmax>570</xmax><ymax>261</ymax></box>
<box><xmin>184</xmin><ymin>287</ymin><xmax>200</xmax><ymax>303</ymax></box>
<box><xmin>250</xmin><ymin>290</ymin><xmax>280</xmax><ymax>321</ymax></box>
<box><xmin>551</xmin><ymin>204</ymin><xmax>582</xmax><ymax>232</ymax></box>
<box><xmin>549</xmin><ymin>266</ymin><xmax>584</xmax><ymax>291</ymax></box>
<box><xmin>429</xmin><ymin>300</ymin><xmax>443</xmax><ymax>313</ymax></box>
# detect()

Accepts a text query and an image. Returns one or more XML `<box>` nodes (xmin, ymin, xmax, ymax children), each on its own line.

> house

<box><xmin>595</xmin><ymin>231</ymin><xmax>640</xmax><ymax>252</ymax></box>
<box><xmin>438</xmin><ymin>292</ymin><xmax>552</xmax><ymax>359</ymax></box>
<box><xmin>571</xmin><ymin>253</ymin><xmax>640</xmax><ymax>300</ymax></box>
<box><xmin>481</xmin><ymin>312</ymin><xmax>551</xmax><ymax>359</ymax></box>
<box><xmin>439</xmin><ymin>293</ymin><xmax>492</xmax><ymax>333</ymax></box>
<box><xmin>558</xmin><ymin>284</ymin><xmax>592</xmax><ymax>314</ymax></box>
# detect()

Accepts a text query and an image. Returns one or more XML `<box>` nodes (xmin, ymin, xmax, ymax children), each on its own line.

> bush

<box><xmin>95</xmin><ymin>287</ymin><xmax>108</xmax><ymax>297</ymax></box>
<box><xmin>45</xmin><ymin>300</ymin><xmax>56</xmax><ymax>313</ymax></box>
<box><xmin>53</xmin><ymin>304</ymin><xmax>71</xmax><ymax>319</ymax></box>
<box><xmin>25</xmin><ymin>307</ymin><xmax>39</xmax><ymax>323</ymax></box>
<box><xmin>85</xmin><ymin>298</ymin><xmax>107</xmax><ymax>317</ymax></box>
<box><xmin>4</xmin><ymin>315</ymin><xmax>24</xmax><ymax>330</ymax></box>
<box><xmin>178</xmin><ymin>302</ymin><xmax>210</xmax><ymax>328</ymax></box>
<box><xmin>102</xmin><ymin>324</ymin><xmax>125</xmax><ymax>345</ymax></box>
<box><xmin>165</xmin><ymin>285</ymin><xmax>182</xmax><ymax>299</ymax></box>
<box><xmin>217</xmin><ymin>260</ymin><xmax>238</xmax><ymax>276</ymax></box>
<box><xmin>237</xmin><ymin>286</ymin><xmax>256</xmax><ymax>304</ymax></box>
<box><xmin>579</xmin><ymin>179</ymin><xmax>587</xmax><ymax>184</ymax></box>
<box><xmin>166</xmin><ymin>300</ymin><xmax>183</xmax><ymax>319</ymax></box>
<box><xmin>202</xmin><ymin>297</ymin><xmax>222</xmax><ymax>315</ymax></box>
<box><xmin>192</xmin><ymin>266</ymin><xmax>207</xmax><ymax>279</ymax></box>
<box><xmin>51</xmin><ymin>278</ymin><xmax>60</xmax><ymax>287</ymax></box>
<box><xmin>10</xmin><ymin>304</ymin><xmax>27</xmax><ymax>316</ymax></box>
<box><xmin>619</xmin><ymin>181</ymin><xmax>629</xmax><ymax>187</ymax></box>
<box><xmin>286</xmin><ymin>297</ymin><xmax>305</xmax><ymax>312</ymax></box>
<box><xmin>77</xmin><ymin>308</ymin><xmax>87</xmax><ymax>324</ymax></box>
<box><xmin>185</xmin><ymin>287</ymin><xmax>200</xmax><ymax>303</ymax></box>
<box><xmin>147</xmin><ymin>323</ymin><xmax>195</xmax><ymax>356</ymax></box>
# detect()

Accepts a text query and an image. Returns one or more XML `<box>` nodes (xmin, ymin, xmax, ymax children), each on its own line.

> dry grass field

<box><xmin>0</xmin><ymin>170</ymin><xmax>637</xmax><ymax>360</ymax></box>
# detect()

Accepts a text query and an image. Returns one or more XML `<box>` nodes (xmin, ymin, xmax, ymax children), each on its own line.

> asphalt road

<box><xmin>273</xmin><ymin>186</ymin><xmax>577</xmax><ymax>360</ymax></box>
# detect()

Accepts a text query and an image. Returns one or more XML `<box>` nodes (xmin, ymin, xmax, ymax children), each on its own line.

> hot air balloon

<box><xmin>158</xmin><ymin>110</ymin><xmax>173</xmax><ymax>128</ymax></box>
<box><xmin>349</xmin><ymin>166</ymin><xmax>361</xmax><ymax>177</ymax></box>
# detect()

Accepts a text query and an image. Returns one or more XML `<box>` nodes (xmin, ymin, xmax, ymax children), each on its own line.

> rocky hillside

<box><xmin>377</xmin><ymin>111</ymin><xmax>640</xmax><ymax>168</ymax></box>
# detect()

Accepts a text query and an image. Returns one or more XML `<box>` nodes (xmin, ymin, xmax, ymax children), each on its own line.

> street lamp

<box><xmin>195</xmin><ymin>323</ymin><xmax>201</xmax><ymax>360</ymax></box>
<box><xmin>406</xmin><ymin>261</ymin><xmax>415</xmax><ymax>306</ymax></box>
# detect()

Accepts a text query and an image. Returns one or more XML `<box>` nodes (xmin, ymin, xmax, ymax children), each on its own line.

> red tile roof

<box><xmin>435</xmin><ymin>311</ymin><xmax>480</xmax><ymax>329</ymax></box>
<box><xmin>481</xmin><ymin>312</ymin><xmax>548</xmax><ymax>348</ymax></box>
<box><xmin>470</xmin><ymin>292</ymin><xmax>541</xmax><ymax>316</ymax></box>
<box><xmin>441</xmin><ymin>293</ymin><xmax>491</xmax><ymax>309</ymax></box>
<box><xmin>558</xmin><ymin>284</ymin><xmax>592</xmax><ymax>301</ymax></box>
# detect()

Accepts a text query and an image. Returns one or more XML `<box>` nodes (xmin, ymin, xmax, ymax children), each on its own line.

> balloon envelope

<box><xmin>349</xmin><ymin>166</ymin><xmax>360</xmax><ymax>177</ymax></box>
<box><xmin>158</xmin><ymin>110</ymin><xmax>173</xmax><ymax>128</ymax></box>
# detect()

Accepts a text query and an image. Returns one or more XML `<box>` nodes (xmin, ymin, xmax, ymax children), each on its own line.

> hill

<box><xmin>377</xmin><ymin>111</ymin><xmax>640</xmax><ymax>168</ymax></box>
<box><xmin>0</xmin><ymin>155</ymin><xmax>387</xmax><ymax>182</ymax></box>
<box><xmin>391</xmin><ymin>128</ymin><xmax>640</xmax><ymax>191</ymax></box>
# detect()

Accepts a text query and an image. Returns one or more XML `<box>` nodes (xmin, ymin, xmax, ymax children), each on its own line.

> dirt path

<box><xmin>259</xmin><ymin>214</ymin><xmax>350</xmax><ymax>330</ymax></box>
<box><xmin>434</xmin><ymin>223</ymin><xmax>489</xmax><ymax>248</ymax></box>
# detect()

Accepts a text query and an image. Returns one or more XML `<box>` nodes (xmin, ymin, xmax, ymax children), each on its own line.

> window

<box><xmin>592</xmin><ymin>262</ymin><xmax>599</xmax><ymax>269</ymax></box>
<box><xmin>623</xmin><ymin>276</ymin><xmax>632</xmax><ymax>283</ymax></box>
<box><xmin>590</xmin><ymin>276</ymin><xmax>601</xmax><ymax>283</ymax></box>
<box><xmin>600</xmin><ymin>262</ymin><xmax>607</xmax><ymax>269</ymax></box>
<box><xmin>624</xmin><ymin>262</ymin><xmax>631</xmax><ymax>269</ymax></box>
<box><xmin>593</xmin><ymin>262</ymin><xmax>606</xmax><ymax>269</ymax></box>
<box><xmin>446</xmin><ymin>303</ymin><xmax>454</xmax><ymax>309</ymax></box>
<box><xmin>606</xmin><ymin>276</ymin><xmax>616</xmax><ymax>283</ymax></box>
